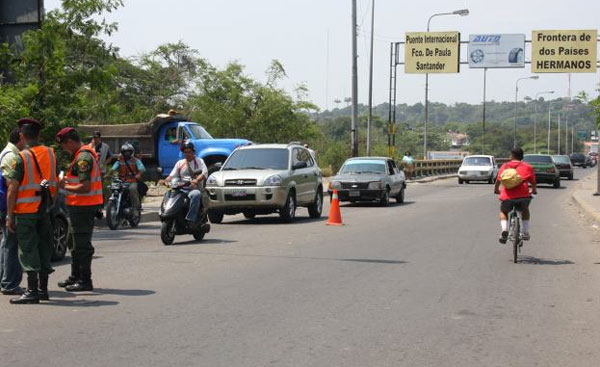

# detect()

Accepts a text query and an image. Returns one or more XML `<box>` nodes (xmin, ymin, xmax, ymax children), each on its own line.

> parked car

<box><xmin>552</xmin><ymin>155</ymin><xmax>574</xmax><ymax>180</ymax></box>
<box><xmin>457</xmin><ymin>155</ymin><xmax>498</xmax><ymax>184</ymax></box>
<box><xmin>328</xmin><ymin>157</ymin><xmax>406</xmax><ymax>206</ymax></box>
<box><xmin>51</xmin><ymin>192</ymin><xmax>69</xmax><ymax>261</ymax></box>
<box><xmin>206</xmin><ymin>143</ymin><xmax>323</xmax><ymax>223</ymax></box>
<box><xmin>523</xmin><ymin>154</ymin><xmax>560</xmax><ymax>188</ymax></box>
<box><xmin>570</xmin><ymin>153</ymin><xmax>592</xmax><ymax>168</ymax></box>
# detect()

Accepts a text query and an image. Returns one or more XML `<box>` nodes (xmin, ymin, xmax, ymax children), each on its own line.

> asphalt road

<box><xmin>1</xmin><ymin>169</ymin><xmax>599</xmax><ymax>367</ymax></box>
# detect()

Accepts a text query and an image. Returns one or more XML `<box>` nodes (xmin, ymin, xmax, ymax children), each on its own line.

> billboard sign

<box><xmin>468</xmin><ymin>34</ymin><xmax>525</xmax><ymax>68</ymax></box>
<box><xmin>531</xmin><ymin>29</ymin><xmax>597</xmax><ymax>73</ymax></box>
<box><xmin>404</xmin><ymin>31</ymin><xmax>460</xmax><ymax>73</ymax></box>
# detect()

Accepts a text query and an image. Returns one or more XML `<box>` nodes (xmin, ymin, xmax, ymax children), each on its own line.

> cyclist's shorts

<box><xmin>501</xmin><ymin>198</ymin><xmax>531</xmax><ymax>214</ymax></box>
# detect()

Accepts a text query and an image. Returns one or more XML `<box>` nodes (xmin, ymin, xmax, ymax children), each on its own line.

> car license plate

<box><xmin>349</xmin><ymin>190</ymin><xmax>360</xmax><ymax>197</ymax></box>
<box><xmin>231</xmin><ymin>189</ymin><xmax>247</xmax><ymax>197</ymax></box>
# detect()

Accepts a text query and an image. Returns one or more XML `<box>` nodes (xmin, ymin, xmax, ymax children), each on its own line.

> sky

<box><xmin>45</xmin><ymin>0</ymin><xmax>600</xmax><ymax>111</ymax></box>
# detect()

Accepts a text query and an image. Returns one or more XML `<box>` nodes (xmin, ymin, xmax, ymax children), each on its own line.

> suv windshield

<box><xmin>340</xmin><ymin>160</ymin><xmax>386</xmax><ymax>174</ymax></box>
<box><xmin>524</xmin><ymin>155</ymin><xmax>553</xmax><ymax>164</ymax></box>
<box><xmin>553</xmin><ymin>156</ymin><xmax>570</xmax><ymax>164</ymax></box>
<box><xmin>188</xmin><ymin>125</ymin><xmax>213</xmax><ymax>139</ymax></box>
<box><xmin>463</xmin><ymin>157</ymin><xmax>491</xmax><ymax>166</ymax></box>
<box><xmin>223</xmin><ymin>148</ymin><xmax>289</xmax><ymax>170</ymax></box>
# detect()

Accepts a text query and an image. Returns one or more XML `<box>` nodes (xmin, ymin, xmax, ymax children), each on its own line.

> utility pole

<box><xmin>482</xmin><ymin>68</ymin><xmax>487</xmax><ymax>154</ymax></box>
<box><xmin>557</xmin><ymin>113</ymin><xmax>561</xmax><ymax>155</ymax></box>
<box><xmin>351</xmin><ymin>0</ymin><xmax>359</xmax><ymax>157</ymax></box>
<box><xmin>366</xmin><ymin>0</ymin><xmax>375</xmax><ymax>156</ymax></box>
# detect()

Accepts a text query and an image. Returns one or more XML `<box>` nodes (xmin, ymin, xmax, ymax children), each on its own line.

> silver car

<box><xmin>205</xmin><ymin>144</ymin><xmax>323</xmax><ymax>223</ymax></box>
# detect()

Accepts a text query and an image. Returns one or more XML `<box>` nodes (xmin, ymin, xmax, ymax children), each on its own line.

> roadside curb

<box><xmin>571</xmin><ymin>188</ymin><xmax>600</xmax><ymax>224</ymax></box>
<box><xmin>408</xmin><ymin>174</ymin><xmax>457</xmax><ymax>184</ymax></box>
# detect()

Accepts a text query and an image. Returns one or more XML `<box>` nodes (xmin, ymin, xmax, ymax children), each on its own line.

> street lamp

<box><xmin>514</xmin><ymin>76</ymin><xmax>539</xmax><ymax>148</ymax></box>
<box><xmin>423</xmin><ymin>8</ymin><xmax>469</xmax><ymax>159</ymax></box>
<box><xmin>533</xmin><ymin>90</ymin><xmax>554</xmax><ymax>153</ymax></box>
<box><xmin>548</xmin><ymin>101</ymin><xmax>557</xmax><ymax>155</ymax></box>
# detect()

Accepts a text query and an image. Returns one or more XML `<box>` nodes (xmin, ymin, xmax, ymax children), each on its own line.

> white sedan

<box><xmin>457</xmin><ymin>155</ymin><xmax>498</xmax><ymax>184</ymax></box>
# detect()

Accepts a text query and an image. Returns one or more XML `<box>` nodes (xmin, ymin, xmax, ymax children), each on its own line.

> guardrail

<box><xmin>401</xmin><ymin>158</ymin><xmax>510</xmax><ymax>179</ymax></box>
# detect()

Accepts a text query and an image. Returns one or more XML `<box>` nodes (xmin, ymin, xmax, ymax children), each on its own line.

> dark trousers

<box><xmin>0</xmin><ymin>211</ymin><xmax>23</xmax><ymax>291</ymax></box>
<box><xmin>15</xmin><ymin>212</ymin><xmax>53</xmax><ymax>274</ymax></box>
<box><xmin>67</xmin><ymin>206</ymin><xmax>97</xmax><ymax>275</ymax></box>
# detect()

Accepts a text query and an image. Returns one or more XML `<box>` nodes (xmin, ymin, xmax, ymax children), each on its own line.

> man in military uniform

<box><xmin>56</xmin><ymin>127</ymin><xmax>103</xmax><ymax>292</ymax></box>
<box><xmin>5</xmin><ymin>118</ymin><xmax>58</xmax><ymax>304</ymax></box>
<box><xmin>0</xmin><ymin>127</ymin><xmax>26</xmax><ymax>295</ymax></box>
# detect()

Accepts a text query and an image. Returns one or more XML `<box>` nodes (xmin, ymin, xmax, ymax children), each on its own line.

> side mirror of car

<box><xmin>292</xmin><ymin>161</ymin><xmax>308</xmax><ymax>170</ymax></box>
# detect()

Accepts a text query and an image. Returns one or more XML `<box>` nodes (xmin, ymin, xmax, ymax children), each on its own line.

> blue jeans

<box><xmin>186</xmin><ymin>189</ymin><xmax>202</xmax><ymax>222</ymax></box>
<box><xmin>0</xmin><ymin>211</ymin><xmax>23</xmax><ymax>291</ymax></box>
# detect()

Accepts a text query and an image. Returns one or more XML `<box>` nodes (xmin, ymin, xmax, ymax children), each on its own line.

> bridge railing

<box><xmin>401</xmin><ymin>158</ymin><xmax>510</xmax><ymax>179</ymax></box>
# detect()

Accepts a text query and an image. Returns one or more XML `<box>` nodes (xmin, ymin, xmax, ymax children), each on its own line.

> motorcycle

<box><xmin>106</xmin><ymin>177</ymin><xmax>141</xmax><ymax>230</ymax></box>
<box><xmin>159</xmin><ymin>177</ymin><xmax>210</xmax><ymax>246</ymax></box>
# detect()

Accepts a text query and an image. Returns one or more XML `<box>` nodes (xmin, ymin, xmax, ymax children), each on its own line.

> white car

<box><xmin>457</xmin><ymin>155</ymin><xmax>498</xmax><ymax>184</ymax></box>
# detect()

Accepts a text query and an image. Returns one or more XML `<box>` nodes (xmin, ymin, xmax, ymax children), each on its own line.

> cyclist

<box><xmin>494</xmin><ymin>147</ymin><xmax>537</xmax><ymax>243</ymax></box>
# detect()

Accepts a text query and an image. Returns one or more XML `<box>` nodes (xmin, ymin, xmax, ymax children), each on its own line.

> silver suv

<box><xmin>205</xmin><ymin>144</ymin><xmax>323</xmax><ymax>223</ymax></box>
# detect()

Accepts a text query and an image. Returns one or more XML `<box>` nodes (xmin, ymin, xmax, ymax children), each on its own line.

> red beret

<box><xmin>55</xmin><ymin>127</ymin><xmax>77</xmax><ymax>142</ymax></box>
<box><xmin>17</xmin><ymin>118</ymin><xmax>43</xmax><ymax>128</ymax></box>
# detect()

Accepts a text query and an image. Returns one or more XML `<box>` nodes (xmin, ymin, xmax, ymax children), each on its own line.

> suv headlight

<box><xmin>330</xmin><ymin>181</ymin><xmax>341</xmax><ymax>190</ymax></box>
<box><xmin>368</xmin><ymin>181</ymin><xmax>383</xmax><ymax>190</ymax></box>
<box><xmin>264</xmin><ymin>175</ymin><xmax>283</xmax><ymax>186</ymax></box>
<box><xmin>206</xmin><ymin>175</ymin><xmax>218</xmax><ymax>187</ymax></box>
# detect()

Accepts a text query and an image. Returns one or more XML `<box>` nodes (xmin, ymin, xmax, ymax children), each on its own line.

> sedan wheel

<box><xmin>380</xmin><ymin>189</ymin><xmax>390</xmax><ymax>207</ymax></box>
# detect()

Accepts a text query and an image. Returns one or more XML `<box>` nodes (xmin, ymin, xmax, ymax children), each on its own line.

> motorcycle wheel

<box><xmin>106</xmin><ymin>200</ymin><xmax>120</xmax><ymax>230</ymax></box>
<box><xmin>161</xmin><ymin>219</ymin><xmax>176</xmax><ymax>246</ymax></box>
<box><xmin>193</xmin><ymin>231</ymin><xmax>206</xmax><ymax>241</ymax></box>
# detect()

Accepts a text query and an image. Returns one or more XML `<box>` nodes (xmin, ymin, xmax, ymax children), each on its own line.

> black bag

<box><xmin>137</xmin><ymin>181</ymin><xmax>148</xmax><ymax>198</ymax></box>
<box><xmin>27</xmin><ymin>149</ymin><xmax>55</xmax><ymax>214</ymax></box>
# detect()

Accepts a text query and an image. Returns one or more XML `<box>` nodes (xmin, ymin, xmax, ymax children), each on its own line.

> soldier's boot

<box><xmin>58</xmin><ymin>263</ymin><xmax>79</xmax><ymax>288</ymax></box>
<box><xmin>65</xmin><ymin>262</ymin><xmax>93</xmax><ymax>292</ymax></box>
<box><xmin>10</xmin><ymin>272</ymin><xmax>39</xmax><ymax>304</ymax></box>
<box><xmin>38</xmin><ymin>273</ymin><xmax>49</xmax><ymax>301</ymax></box>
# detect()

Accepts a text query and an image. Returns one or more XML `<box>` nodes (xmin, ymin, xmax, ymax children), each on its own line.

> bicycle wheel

<box><xmin>512</xmin><ymin>216</ymin><xmax>520</xmax><ymax>263</ymax></box>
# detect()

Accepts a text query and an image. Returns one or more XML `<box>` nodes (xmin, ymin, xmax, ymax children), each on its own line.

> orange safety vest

<box><xmin>118</xmin><ymin>157</ymin><xmax>140</xmax><ymax>183</ymax></box>
<box><xmin>65</xmin><ymin>146</ymin><xmax>103</xmax><ymax>207</ymax></box>
<box><xmin>15</xmin><ymin>146</ymin><xmax>58</xmax><ymax>214</ymax></box>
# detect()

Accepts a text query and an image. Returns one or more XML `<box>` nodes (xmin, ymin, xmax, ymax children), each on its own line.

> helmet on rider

<box><xmin>180</xmin><ymin>141</ymin><xmax>195</xmax><ymax>152</ymax></box>
<box><xmin>121</xmin><ymin>143</ymin><xmax>134</xmax><ymax>159</ymax></box>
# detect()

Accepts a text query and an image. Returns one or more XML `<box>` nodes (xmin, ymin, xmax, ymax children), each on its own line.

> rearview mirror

<box><xmin>215</xmin><ymin>162</ymin><xmax>223</xmax><ymax>168</ymax></box>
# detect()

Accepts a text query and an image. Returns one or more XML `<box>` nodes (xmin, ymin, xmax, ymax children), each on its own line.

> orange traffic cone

<box><xmin>326</xmin><ymin>190</ymin><xmax>343</xmax><ymax>226</ymax></box>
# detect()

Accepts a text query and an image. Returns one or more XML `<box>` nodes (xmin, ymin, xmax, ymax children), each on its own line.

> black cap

<box><xmin>17</xmin><ymin>118</ymin><xmax>42</xmax><ymax>135</ymax></box>
<box><xmin>93</xmin><ymin>131</ymin><xmax>102</xmax><ymax>138</ymax></box>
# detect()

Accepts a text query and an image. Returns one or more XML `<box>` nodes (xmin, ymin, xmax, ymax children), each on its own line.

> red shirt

<box><xmin>497</xmin><ymin>160</ymin><xmax>536</xmax><ymax>201</ymax></box>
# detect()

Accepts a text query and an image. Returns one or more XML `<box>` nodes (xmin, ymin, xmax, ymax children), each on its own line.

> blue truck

<box><xmin>79</xmin><ymin>113</ymin><xmax>251</xmax><ymax>180</ymax></box>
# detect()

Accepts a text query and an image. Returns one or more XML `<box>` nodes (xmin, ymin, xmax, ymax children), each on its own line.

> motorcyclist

<box><xmin>111</xmin><ymin>144</ymin><xmax>145</xmax><ymax>217</ymax></box>
<box><xmin>164</xmin><ymin>141</ymin><xmax>207</xmax><ymax>225</ymax></box>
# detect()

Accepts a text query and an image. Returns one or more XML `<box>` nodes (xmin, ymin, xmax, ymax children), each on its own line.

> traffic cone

<box><xmin>326</xmin><ymin>190</ymin><xmax>343</xmax><ymax>226</ymax></box>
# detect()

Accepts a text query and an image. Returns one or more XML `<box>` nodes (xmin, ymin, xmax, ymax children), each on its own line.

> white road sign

<box><xmin>468</xmin><ymin>34</ymin><xmax>526</xmax><ymax>68</ymax></box>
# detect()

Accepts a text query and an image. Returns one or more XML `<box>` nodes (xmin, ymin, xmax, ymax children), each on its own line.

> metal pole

<box><xmin>351</xmin><ymin>0</ymin><xmax>359</xmax><ymax>157</ymax></box>
<box><xmin>547</xmin><ymin>103</ymin><xmax>552</xmax><ymax>155</ymax></box>
<box><xmin>557</xmin><ymin>113</ymin><xmax>561</xmax><ymax>155</ymax></box>
<box><xmin>533</xmin><ymin>100</ymin><xmax>537</xmax><ymax>153</ymax></box>
<box><xmin>514</xmin><ymin>81</ymin><xmax>518</xmax><ymax>148</ymax></box>
<box><xmin>482</xmin><ymin>68</ymin><xmax>487</xmax><ymax>154</ymax></box>
<box><xmin>565</xmin><ymin>114</ymin><xmax>569</xmax><ymax>155</ymax></box>
<box><xmin>366</xmin><ymin>0</ymin><xmax>375</xmax><ymax>156</ymax></box>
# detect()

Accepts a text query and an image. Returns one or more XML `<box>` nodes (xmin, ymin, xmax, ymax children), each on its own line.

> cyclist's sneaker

<box><xmin>521</xmin><ymin>232</ymin><xmax>530</xmax><ymax>241</ymax></box>
<box><xmin>499</xmin><ymin>231</ymin><xmax>508</xmax><ymax>244</ymax></box>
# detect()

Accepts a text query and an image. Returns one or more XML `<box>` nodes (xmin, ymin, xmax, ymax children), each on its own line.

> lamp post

<box><xmin>533</xmin><ymin>91</ymin><xmax>554</xmax><ymax>153</ymax></box>
<box><xmin>514</xmin><ymin>76</ymin><xmax>539</xmax><ymax>148</ymax></box>
<box><xmin>547</xmin><ymin>102</ymin><xmax>556</xmax><ymax>155</ymax></box>
<box><xmin>423</xmin><ymin>8</ymin><xmax>469</xmax><ymax>159</ymax></box>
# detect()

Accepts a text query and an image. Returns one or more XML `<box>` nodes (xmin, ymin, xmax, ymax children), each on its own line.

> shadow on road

<box><xmin>518</xmin><ymin>256</ymin><xmax>574</xmax><ymax>265</ymax></box>
<box><xmin>340</xmin><ymin>259</ymin><xmax>408</xmax><ymax>264</ymax></box>
<box><xmin>536</xmin><ymin>186</ymin><xmax>566</xmax><ymax>190</ymax></box>
<box><xmin>222</xmin><ymin>216</ymin><xmax>328</xmax><ymax>225</ymax></box>
<box><xmin>171</xmin><ymin>238</ymin><xmax>238</xmax><ymax>246</ymax></box>
<box><xmin>341</xmin><ymin>201</ymin><xmax>415</xmax><ymax>208</ymax></box>
<box><xmin>44</xmin><ymin>297</ymin><xmax>119</xmax><ymax>307</ymax></box>
<box><xmin>91</xmin><ymin>288</ymin><xmax>156</xmax><ymax>296</ymax></box>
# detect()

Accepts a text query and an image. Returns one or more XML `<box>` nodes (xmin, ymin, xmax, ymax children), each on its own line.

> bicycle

<box><xmin>507</xmin><ymin>206</ymin><xmax>523</xmax><ymax>263</ymax></box>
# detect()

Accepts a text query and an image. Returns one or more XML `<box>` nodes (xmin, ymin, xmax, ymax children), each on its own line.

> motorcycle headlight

<box><xmin>206</xmin><ymin>175</ymin><xmax>218</xmax><ymax>187</ymax></box>
<box><xmin>264</xmin><ymin>175</ymin><xmax>283</xmax><ymax>186</ymax></box>
<box><xmin>368</xmin><ymin>181</ymin><xmax>383</xmax><ymax>190</ymax></box>
<box><xmin>330</xmin><ymin>181</ymin><xmax>341</xmax><ymax>190</ymax></box>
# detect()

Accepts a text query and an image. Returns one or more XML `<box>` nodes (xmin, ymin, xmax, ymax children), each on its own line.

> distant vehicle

<box><xmin>588</xmin><ymin>154</ymin><xmax>598</xmax><ymax>167</ymax></box>
<box><xmin>523</xmin><ymin>154</ymin><xmax>560</xmax><ymax>188</ymax></box>
<box><xmin>552</xmin><ymin>155</ymin><xmax>574</xmax><ymax>180</ymax></box>
<box><xmin>106</xmin><ymin>178</ymin><xmax>141</xmax><ymax>230</ymax></box>
<box><xmin>570</xmin><ymin>153</ymin><xmax>592</xmax><ymax>168</ymax></box>
<box><xmin>328</xmin><ymin>157</ymin><xmax>406</xmax><ymax>206</ymax></box>
<box><xmin>206</xmin><ymin>143</ymin><xmax>323</xmax><ymax>223</ymax></box>
<box><xmin>457</xmin><ymin>155</ymin><xmax>498</xmax><ymax>184</ymax></box>
<box><xmin>79</xmin><ymin>114</ymin><xmax>251</xmax><ymax>180</ymax></box>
